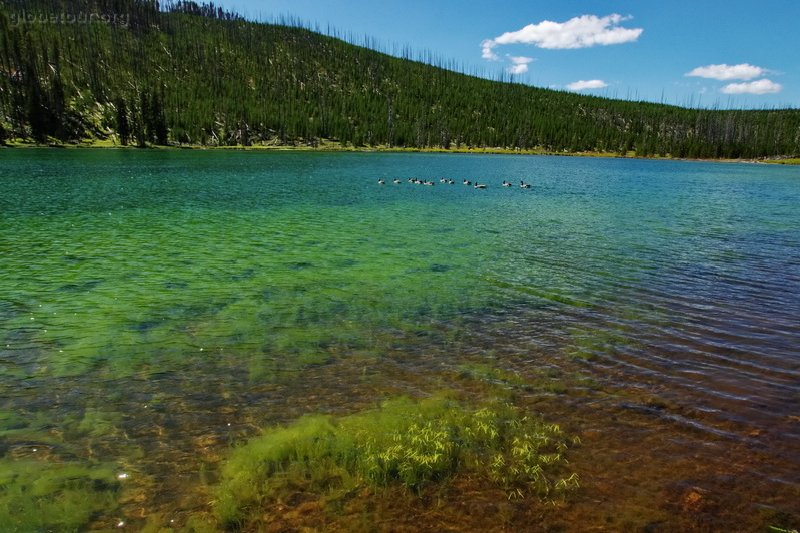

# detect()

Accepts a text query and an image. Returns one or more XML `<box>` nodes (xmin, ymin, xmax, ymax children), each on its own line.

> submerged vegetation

<box><xmin>1</xmin><ymin>0</ymin><xmax>799</xmax><ymax>158</ymax></box>
<box><xmin>214</xmin><ymin>395</ymin><xmax>580</xmax><ymax>529</ymax></box>
<box><xmin>0</xmin><ymin>458</ymin><xmax>119</xmax><ymax>531</ymax></box>
<box><xmin>2</xmin><ymin>149</ymin><xmax>799</xmax><ymax>529</ymax></box>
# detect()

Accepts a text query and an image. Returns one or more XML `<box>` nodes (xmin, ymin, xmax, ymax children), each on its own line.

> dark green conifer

<box><xmin>115</xmin><ymin>96</ymin><xmax>130</xmax><ymax>145</ymax></box>
<box><xmin>0</xmin><ymin>0</ymin><xmax>797</xmax><ymax>157</ymax></box>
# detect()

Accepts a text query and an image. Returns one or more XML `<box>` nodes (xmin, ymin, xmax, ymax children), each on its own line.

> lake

<box><xmin>1</xmin><ymin>149</ymin><xmax>798</xmax><ymax>531</ymax></box>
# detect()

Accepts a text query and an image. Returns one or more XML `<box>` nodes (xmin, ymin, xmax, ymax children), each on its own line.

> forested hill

<box><xmin>1</xmin><ymin>0</ymin><xmax>799</xmax><ymax>158</ymax></box>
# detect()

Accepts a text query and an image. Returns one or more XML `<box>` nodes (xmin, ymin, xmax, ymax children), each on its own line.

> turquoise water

<box><xmin>1</xmin><ymin>149</ymin><xmax>799</xmax><ymax>530</ymax></box>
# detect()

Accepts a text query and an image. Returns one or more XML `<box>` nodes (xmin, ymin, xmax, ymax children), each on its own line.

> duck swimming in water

<box><xmin>520</xmin><ymin>180</ymin><xmax>531</xmax><ymax>189</ymax></box>
<box><xmin>377</xmin><ymin>179</ymin><xmax>385</xmax><ymax>185</ymax></box>
<box><xmin>463</xmin><ymin>179</ymin><xmax>472</xmax><ymax>186</ymax></box>
<box><xmin>474</xmin><ymin>182</ymin><xmax>487</xmax><ymax>189</ymax></box>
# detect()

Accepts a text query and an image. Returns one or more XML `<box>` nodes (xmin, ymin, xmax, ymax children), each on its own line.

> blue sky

<box><xmin>213</xmin><ymin>0</ymin><xmax>799</xmax><ymax>109</ymax></box>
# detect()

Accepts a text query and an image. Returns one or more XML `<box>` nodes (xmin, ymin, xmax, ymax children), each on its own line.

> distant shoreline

<box><xmin>2</xmin><ymin>139</ymin><xmax>798</xmax><ymax>165</ymax></box>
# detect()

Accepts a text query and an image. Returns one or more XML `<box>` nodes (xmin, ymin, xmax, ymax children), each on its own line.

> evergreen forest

<box><xmin>1</xmin><ymin>0</ymin><xmax>799</xmax><ymax>158</ymax></box>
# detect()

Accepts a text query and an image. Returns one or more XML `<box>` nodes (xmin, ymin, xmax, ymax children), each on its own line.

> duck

<box><xmin>423</xmin><ymin>180</ymin><xmax>435</xmax><ymax>186</ymax></box>
<box><xmin>448</xmin><ymin>179</ymin><xmax>455</xmax><ymax>184</ymax></box>
<box><xmin>501</xmin><ymin>180</ymin><xmax>512</xmax><ymax>187</ymax></box>
<box><xmin>393</xmin><ymin>179</ymin><xmax>402</xmax><ymax>184</ymax></box>
<box><xmin>474</xmin><ymin>182</ymin><xmax>487</xmax><ymax>189</ymax></box>
<box><xmin>463</xmin><ymin>179</ymin><xmax>472</xmax><ymax>186</ymax></box>
<box><xmin>377</xmin><ymin>179</ymin><xmax>386</xmax><ymax>185</ymax></box>
<box><xmin>439</xmin><ymin>178</ymin><xmax>447</xmax><ymax>183</ymax></box>
<box><xmin>520</xmin><ymin>180</ymin><xmax>531</xmax><ymax>189</ymax></box>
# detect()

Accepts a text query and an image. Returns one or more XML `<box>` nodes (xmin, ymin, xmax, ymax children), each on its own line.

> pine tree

<box><xmin>115</xmin><ymin>96</ymin><xmax>130</xmax><ymax>146</ymax></box>
<box><xmin>150</xmin><ymin>91</ymin><xmax>168</xmax><ymax>145</ymax></box>
<box><xmin>0</xmin><ymin>0</ymin><xmax>797</xmax><ymax>156</ymax></box>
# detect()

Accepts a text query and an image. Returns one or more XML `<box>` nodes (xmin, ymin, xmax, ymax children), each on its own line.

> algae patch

<box><xmin>214</xmin><ymin>395</ymin><xmax>580</xmax><ymax>527</ymax></box>
<box><xmin>0</xmin><ymin>459</ymin><xmax>119</xmax><ymax>531</ymax></box>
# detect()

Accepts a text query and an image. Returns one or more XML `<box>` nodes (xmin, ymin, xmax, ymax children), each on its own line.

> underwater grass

<box><xmin>456</xmin><ymin>362</ymin><xmax>570</xmax><ymax>395</ymax></box>
<box><xmin>214</xmin><ymin>395</ymin><xmax>579</xmax><ymax>528</ymax></box>
<box><xmin>0</xmin><ymin>405</ymin><xmax>136</xmax><ymax>531</ymax></box>
<box><xmin>0</xmin><ymin>459</ymin><xmax>119</xmax><ymax>532</ymax></box>
<box><xmin>456</xmin><ymin>363</ymin><xmax>528</xmax><ymax>387</ymax></box>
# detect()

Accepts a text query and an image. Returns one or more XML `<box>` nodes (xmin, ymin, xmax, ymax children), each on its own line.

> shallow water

<box><xmin>1</xmin><ymin>149</ymin><xmax>799</xmax><ymax>531</ymax></box>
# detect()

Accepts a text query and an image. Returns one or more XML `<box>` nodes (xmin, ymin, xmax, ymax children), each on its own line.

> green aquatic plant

<box><xmin>565</xmin><ymin>325</ymin><xmax>640</xmax><ymax>362</ymax></box>
<box><xmin>456</xmin><ymin>363</ymin><xmax>528</xmax><ymax>387</ymax></box>
<box><xmin>75</xmin><ymin>407</ymin><xmax>123</xmax><ymax>438</ymax></box>
<box><xmin>0</xmin><ymin>409</ymin><xmax>65</xmax><ymax>447</ymax></box>
<box><xmin>456</xmin><ymin>362</ymin><xmax>569</xmax><ymax>395</ymax></box>
<box><xmin>2</xmin><ymin>202</ymin><xmax>489</xmax><ymax>384</ymax></box>
<box><xmin>214</xmin><ymin>395</ymin><xmax>579</xmax><ymax>527</ymax></box>
<box><xmin>0</xmin><ymin>458</ymin><xmax>119</xmax><ymax>531</ymax></box>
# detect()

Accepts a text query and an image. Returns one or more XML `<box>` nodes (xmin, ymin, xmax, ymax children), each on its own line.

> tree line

<box><xmin>1</xmin><ymin>0</ymin><xmax>798</xmax><ymax>158</ymax></box>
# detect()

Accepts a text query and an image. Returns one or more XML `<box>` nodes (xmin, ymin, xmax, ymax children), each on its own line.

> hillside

<box><xmin>1</xmin><ymin>0</ymin><xmax>799</xmax><ymax>158</ymax></box>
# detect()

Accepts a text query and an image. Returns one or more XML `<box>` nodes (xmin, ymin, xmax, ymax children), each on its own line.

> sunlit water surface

<box><xmin>1</xmin><ymin>149</ymin><xmax>798</xmax><ymax>531</ymax></box>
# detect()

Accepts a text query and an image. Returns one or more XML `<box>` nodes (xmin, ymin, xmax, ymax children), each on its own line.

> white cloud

<box><xmin>482</xmin><ymin>14</ymin><xmax>642</xmax><ymax>55</ymax></box>
<box><xmin>566</xmin><ymin>79</ymin><xmax>608</xmax><ymax>91</ymax></box>
<box><xmin>721</xmin><ymin>79</ymin><xmax>782</xmax><ymax>94</ymax></box>
<box><xmin>506</xmin><ymin>55</ymin><xmax>534</xmax><ymax>74</ymax></box>
<box><xmin>686</xmin><ymin>63</ymin><xmax>766</xmax><ymax>81</ymax></box>
<box><xmin>509</xmin><ymin>55</ymin><xmax>534</xmax><ymax>65</ymax></box>
<box><xmin>481</xmin><ymin>39</ymin><xmax>499</xmax><ymax>60</ymax></box>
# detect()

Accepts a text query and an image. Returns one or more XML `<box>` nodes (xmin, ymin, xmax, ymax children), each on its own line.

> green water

<box><xmin>3</xmin><ymin>151</ymin><xmax>509</xmax><ymax>379</ymax></box>
<box><xmin>1</xmin><ymin>149</ymin><xmax>799</xmax><ymax>531</ymax></box>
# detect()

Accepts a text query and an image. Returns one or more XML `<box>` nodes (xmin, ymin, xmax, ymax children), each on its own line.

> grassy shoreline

<box><xmin>2</xmin><ymin>138</ymin><xmax>798</xmax><ymax>164</ymax></box>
